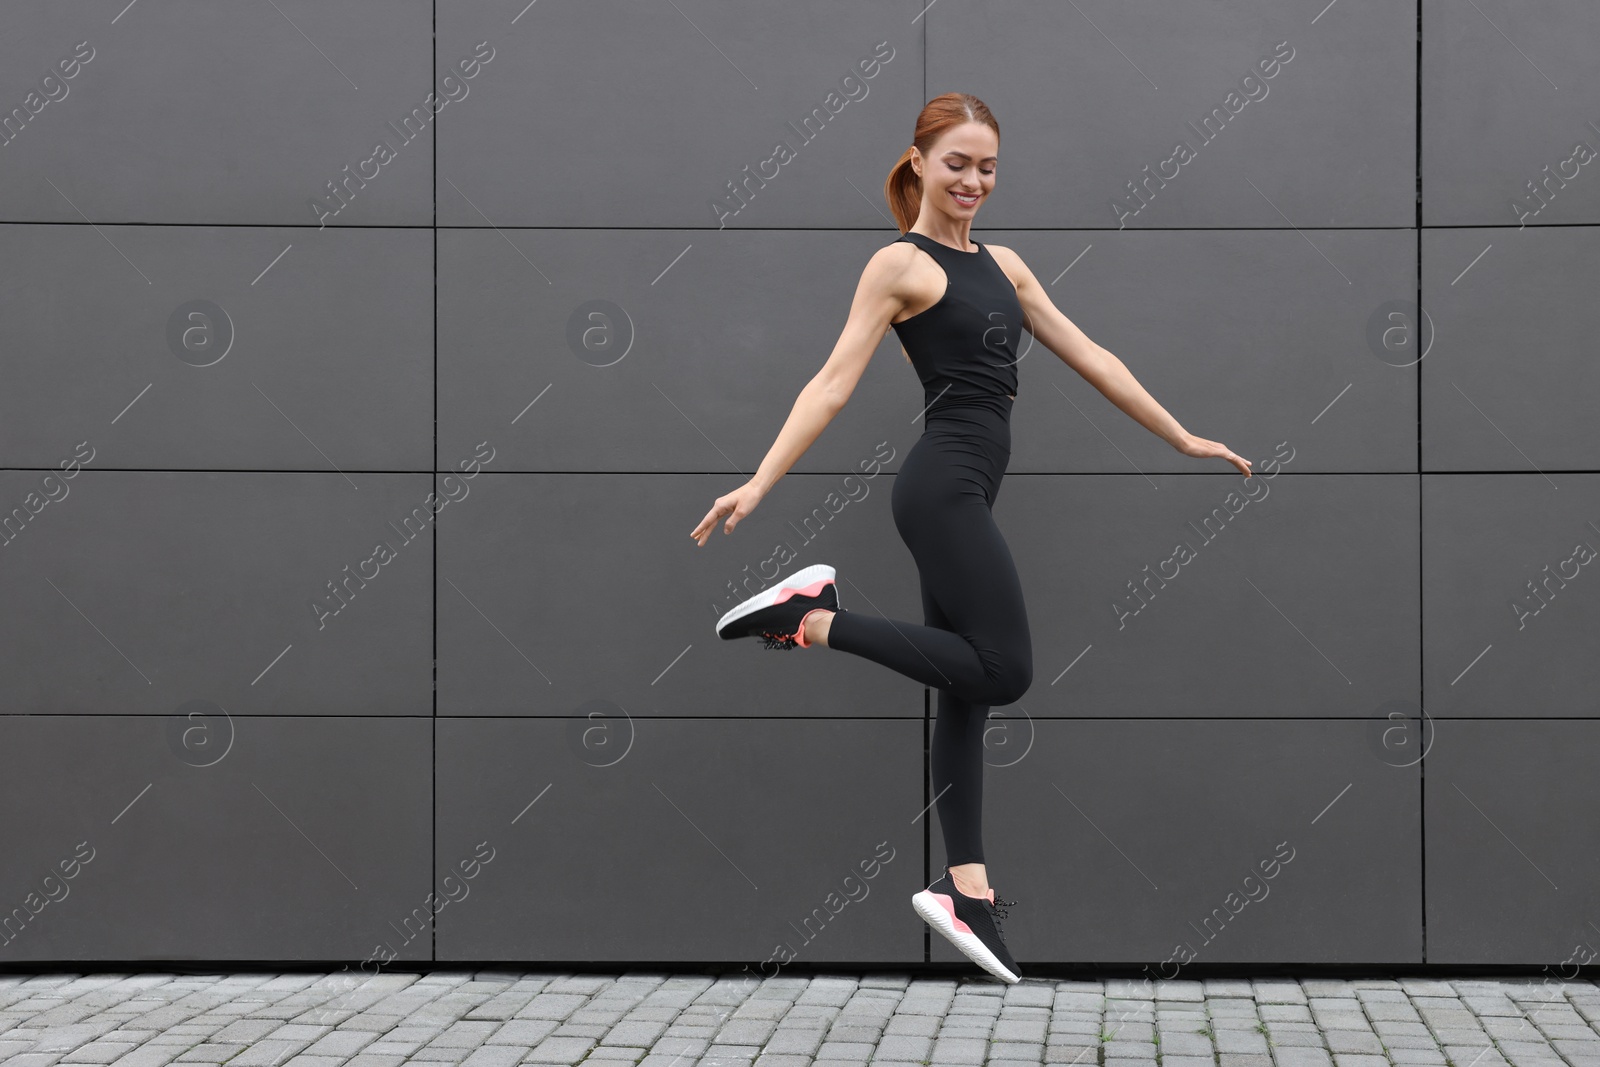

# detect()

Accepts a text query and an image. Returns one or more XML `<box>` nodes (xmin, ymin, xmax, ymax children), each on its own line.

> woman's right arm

<box><xmin>690</xmin><ymin>245</ymin><xmax>910</xmax><ymax>546</ymax></box>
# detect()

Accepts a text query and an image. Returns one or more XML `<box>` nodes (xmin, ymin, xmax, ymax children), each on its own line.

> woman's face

<box><xmin>913</xmin><ymin>122</ymin><xmax>998</xmax><ymax>221</ymax></box>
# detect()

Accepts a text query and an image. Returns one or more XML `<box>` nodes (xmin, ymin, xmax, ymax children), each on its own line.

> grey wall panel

<box><xmin>928</xmin><ymin>1</ymin><xmax>1415</xmax><ymax>229</ymax></box>
<box><xmin>1421</xmin><ymin>227</ymin><xmax>1600</xmax><ymax>471</ymax></box>
<box><xmin>1422</xmin><ymin>474</ymin><xmax>1600</xmax><ymax>716</ymax></box>
<box><xmin>0</xmin><ymin>1</ymin><xmax>433</xmax><ymax>226</ymax></box>
<box><xmin>436</xmin><ymin>471</ymin><xmax>924</xmax><ymax>717</ymax></box>
<box><xmin>1422</xmin><ymin>1</ymin><xmax>1600</xmax><ymax>227</ymax></box>
<box><xmin>0</xmin><ymin>226</ymin><xmax>433</xmax><ymax>471</ymax></box>
<box><xmin>0</xmin><ymin>715</ymin><xmax>431</xmax><ymax>961</ymax></box>
<box><xmin>0</xmin><ymin>472</ymin><xmax>433</xmax><ymax>715</ymax></box>
<box><xmin>1424</xmin><ymin>720</ymin><xmax>1599</xmax><ymax>963</ymax></box>
<box><xmin>435</xmin><ymin>717</ymin><xmax>923</xmax><ymax>961</ymax></box>
<box><xmin>929</xmin><ymin>718</ymin><xmax>1422</xmax><ymax>965</ymax></box>
<box><xmin>437</xmin><ymin>228</ymin><xmax>936</xmax><ymax>475</ymax></box>
<box><xmin>999</xmin><ymin>473</ymin><xmax>1420</xmax><ymax>718</ymax></box>
<box><xmin>1000</xmin><ymin>229</ymin><xmax>1417</xmax><ymax>474</ymax></box>
<box><xmin>435</xmin><ymin>1</ymin><xmax>923</xmax><ymax>228</ymax></box>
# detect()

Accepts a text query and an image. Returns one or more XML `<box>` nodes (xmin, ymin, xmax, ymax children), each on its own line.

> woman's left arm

<box><xmin>992</xmin><ymin>245</ymin><xmax>1253</xmax><ymax>478</ymax></box>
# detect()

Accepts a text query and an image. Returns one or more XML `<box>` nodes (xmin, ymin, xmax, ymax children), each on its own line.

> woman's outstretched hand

<box><xmin>690</xmin><ymin>481</ymin><xmax>766</xmax><ymax>546</ymax></box>
<box><xmin>1174</xmin><ymin>433</ymin><xmax>1254</xmax><ymax>478</ymax></box>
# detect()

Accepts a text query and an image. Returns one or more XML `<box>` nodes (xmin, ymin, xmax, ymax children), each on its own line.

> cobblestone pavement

<box><xmin>1</xmin><ymin>971</ymin><xmax>1597</xmax><ymax>1067</ymax></box>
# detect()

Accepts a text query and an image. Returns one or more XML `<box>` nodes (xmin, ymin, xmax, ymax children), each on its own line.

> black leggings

<box><xmin>826</xmin><ymin>400</ymin><xmax>1033</xmax><ymax>867</ymax></box>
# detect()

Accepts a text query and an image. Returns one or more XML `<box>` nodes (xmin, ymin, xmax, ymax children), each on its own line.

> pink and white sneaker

<box><xmin>912</xmin><ymin>866</ymin><xmax>1022</xmax><ymax>984</ymax></box>
<box><xmin>714</xmin><ymin>564</ymin><xmax>839</xmax><ymax>650</ymax></box>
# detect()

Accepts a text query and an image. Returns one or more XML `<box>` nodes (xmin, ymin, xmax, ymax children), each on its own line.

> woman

<box><xmin>689</xmin><ymin>93</ymin><xmax>1251</xmax><ymax>984</ymax></box>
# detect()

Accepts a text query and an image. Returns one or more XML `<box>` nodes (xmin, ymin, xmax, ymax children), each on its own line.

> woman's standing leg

<box><xmin>918</xmin><ymin>571</ymin><xmax>990</xmax><ymax>874</ymax></box>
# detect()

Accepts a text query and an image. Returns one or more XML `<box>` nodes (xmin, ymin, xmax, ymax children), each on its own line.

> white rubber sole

<box><xmin>714</xmin><ymin>563</ymin><xmax>836</xmax><ymax>635</ymax></box>
<box><xmin>912</xmin><ymin>890</ymin><xmax>1021</xmax><ymax>985</ymax></box>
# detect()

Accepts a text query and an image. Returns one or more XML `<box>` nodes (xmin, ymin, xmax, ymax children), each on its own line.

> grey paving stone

<box><xmin>8</xmin><ymin>1055</ymin><xmax>72</xmax><ymax>1067</ymax></box>
<box><xmin>1432</xmin><ymin>1030</ymin><xmax>1492</xmax><ymax>1047</ymax></box>
<box><xmin>872</xmin><ymin>1034</ymin><xmax>933</xmax><ymax>1060</ymax></box>
<box><xmin>577</xmin><ymin>1048</ymin><xmax>645</xmax><ymax>1061</ymax></box>
<box><xmin>59</xmin><ymin>1040</ymin><xmax>141</xmax><ymax>1064</ymax></box>
<box><xmin>1216</xmin><ymin>1004</ymin><xmax>1267</xmax><ymax>1023</ymax></box>
<box><xmin>1219</xmin><ymin>1054</ymin><xmax>1275</xmax><ymax>1067</ymax></box>
<box><xmin>1106</xmin><ymin>1038</ymin><xmax>1158</xmax><ymax>1056</ymax></box>
<box><xmin>885</xmin><ymin>1014</ymin><xmax>940</xmax><ymax>1037</ymax></box>
<box><xmin>1160</xmin><ymin>1033</ymin><xmax>1216</xmax><ymax>1055</ymax></box>
<box><xmin>1304</xmin><ymin>983</ymin><xmax>1359</xmax><ymax>998</ymax></box>
<box><xmin>1330</xmin><ymin>1055</ymin><xmax>1390</xmax><ymax>1067</ymax></box>
<box><xmin>939</xmin><ymin>1024</ymin><xmax>995</xmax><ymax>1041</ymax></box>
<box><xmin>1399</xmin><ymin>982</ymin><xmax>1457</xmax><ymax>999</ymax></box>
<box><xmin>1216</xmin><ymin>1030</ymin><xmax>1272</xmax><ymax>1054</ymax></box>
<box><xmin>263</xmin><ymin>1023</ymin><xmax>332</xmax><ymax>1043</ymax></box>
<box><xmin>223</xmin><ymin>1040</ymin><xmax>309</xmax><ymax>1067</ymax></box>
<box><xmin>522</xmin><ymin>1034</ymin><xmax>596</xmax><ymax>1063</ymax></box>
<box><xmin>300</xmin><ymin>1028</ymin><xmax>379</xmax><ymax>1056</ymax></box>
<box><xmin>1202</xmin><ymin>981</ymin><xmax>1255</xmax><ymax>999</ymax></box>
<box><xmin>1459</xmin><ymin>998</ymin><xmax>1516</xmax><ymax>1023</ymax></box>
<box><xmin>456</xmin><ymin>1046</ymin><xmax>529</xmax><ymax>1067</ymax></box>
<box><xmin>1367</xmin><ymin>1002</ymin><xmax>1423</xmax><ymax>1022</ymax></box>
<box><xmin>602</xmin><ymin>1021</ymin><xmax>669</xmax><ymax>1047</ymax></box>
<box><xmin>717</xmin><ymin>1019</ymin><xmax>779</xmax><ymax>1045</ymax></box>
<box><xmin>1271</xmin><ymin>1029</ymin><xmax>1330</xmax><ymax>1048</ymax></box>
<box><xmin>1109</xmin><ymin>1022</ymin><xmax>1157</xmax><ymax>1042</ymax></box>
<box><xmin>1326</xmin><ymin>1030</ymin><xmax>1385</xmax><ymax>1054</ymax></box>
<box><xmin>1315</xmin><ymin>1014</ymin><xmax>1376</xmax><ymax>1032</ymax></box>
<box><xmin>1271</xmin><ymin>1048</ymin><xmax>1334</xmax><ymax>1067</ymax></box>
<box><xmin>995</xmin><ymin>1019</ymin><xmax>1049</xmax><ymax>1043</ymax></box>
<box><xmin>730</xmin><ymin>1002</ymin><xmax>791</xmax><ymax>1021</ymax></box>
<box><xmin>829</xmin><ymin>1025</ymin><xmax>888</xmax><ymax>1043</ymax></box>
<box><xmin>817</xmin><ymin>1039</ymin><xmax>878</xmax><ymax>1058</ymax></box>
<box><xmin>171</xmin><ymin>1044</ymin><xmax>249</xmax><ymax>1064</ymax></box>
<box><xmin>517</xmin><ymin>995</ymin><xmax>588</xmax><ymax>1020</ymax></box>
<box><xmin>988</xmin><ymin>1040</ymin><xmax>1046</xmax><ymax>1061</ymax></box>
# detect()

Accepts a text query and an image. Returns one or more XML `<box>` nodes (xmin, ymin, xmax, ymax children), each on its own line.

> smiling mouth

<box><xmin>951</xmin><ymin>191</ymin><xmax>979</xmax><ymax>206</ymax></box>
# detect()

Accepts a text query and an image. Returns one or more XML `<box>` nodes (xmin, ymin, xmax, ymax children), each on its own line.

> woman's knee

<box><xmin>966</xmin><ymin>649</ymin><xmax>1033</xmax><ymax>707</ymax></box>
<box><xmin>993</xmin><ymin>659</ymin><xmax>1033</xmax><ymax>706</ymax></box>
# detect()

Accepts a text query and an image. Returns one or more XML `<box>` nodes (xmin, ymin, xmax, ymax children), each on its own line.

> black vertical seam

<box><xmin>1415</xmin><ymin>0</ymin><xmax>1426</xmax><ymax>965</ymax></box>
<box><xmin>430</xmin><ymin>0</ymin><xmax>439</xmax><ymax>966</ymax></box>
<box><xmin>919</xmin><ymin>0</ymin><xmax>930</xmax><ymax>967</ymax></box>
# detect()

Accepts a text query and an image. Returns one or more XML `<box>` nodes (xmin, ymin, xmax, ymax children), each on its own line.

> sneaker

<box><xmin>714</xmin><ymin>564</ymin><xmax>839</xmax><ymax>649</ymax></box>
<box><xmin>912</xmin><ymin>867</ymin><xmax>1021</xmax><ymax>984</ymax></box>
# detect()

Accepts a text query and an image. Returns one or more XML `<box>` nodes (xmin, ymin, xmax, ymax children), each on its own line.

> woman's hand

<box><xmin>690</xmin><ymin>481</ymin><xmax>767</xmax><ymax>546</ymax></box>
<box><xmin>1174</xmin><ymin>433</ymin><xmax>1254</xmax><ymax>478</ymax></box>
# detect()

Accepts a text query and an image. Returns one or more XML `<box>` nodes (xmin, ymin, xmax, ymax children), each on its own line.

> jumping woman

<box><xmin>689</xmin><ymin>93</ymin><xmax>1252</xmax><ymax>984</ymax></box>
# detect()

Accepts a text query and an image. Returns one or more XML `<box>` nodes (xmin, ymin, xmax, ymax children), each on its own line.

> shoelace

<box><xmin>759</xmin><ymin>631</ymin><xmax>799</xmax><ymax>650</ymax></box>
<box><xmin>989</xmin><ymin>893</ymin><xmax>1017</xmax><ymax>941</ymax></box>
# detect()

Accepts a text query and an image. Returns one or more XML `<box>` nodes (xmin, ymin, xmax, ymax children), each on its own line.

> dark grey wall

<box><xmin>1</xmin><ymin>0</ymin><xmax>1594</xmax><ymax>969</ymax></box>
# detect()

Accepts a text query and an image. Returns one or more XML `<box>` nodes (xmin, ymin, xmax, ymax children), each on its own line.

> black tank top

<box><xmin>890</xmin><ymin>230</ymin><xmax>1024</xmax><ymax>417</ymax></box>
